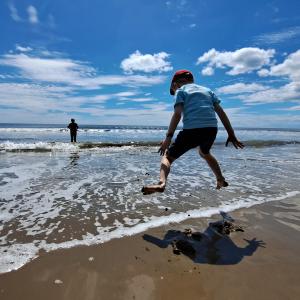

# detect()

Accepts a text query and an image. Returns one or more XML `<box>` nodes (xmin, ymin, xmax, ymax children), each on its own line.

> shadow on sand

<box><xmin>143</xmin><ymin>213</ymin><xmax>265</xmax><ymax>265</ymax></box>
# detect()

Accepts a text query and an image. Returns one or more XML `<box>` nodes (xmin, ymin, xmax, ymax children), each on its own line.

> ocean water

<box><xmin>0</xmin><ymin>124</ymin><xmax>300</xmax><ymax>273</ymax></box>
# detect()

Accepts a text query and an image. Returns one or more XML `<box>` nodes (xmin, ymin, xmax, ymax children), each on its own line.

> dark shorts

<box><xmin>167</xmin><ymin>127</ymin><xmax>217</xmax><ymax>159</ymax></box>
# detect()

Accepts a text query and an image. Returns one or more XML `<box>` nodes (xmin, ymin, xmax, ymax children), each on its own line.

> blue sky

<box><xmin>0</xmin><ymin>0</ymin><xmax>300</xmax><ymax>127</ymax></box>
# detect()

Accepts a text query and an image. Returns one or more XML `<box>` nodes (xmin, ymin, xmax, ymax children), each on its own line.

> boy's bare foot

<box><xmin>216</xmin><ymin>179</ymin><xmax>229</xmax><ymax>189</ymax></box>
<box><xmin>141</xmin><ymin>182</ymin><xmax>165</xmax><ymax>195</ymax></box>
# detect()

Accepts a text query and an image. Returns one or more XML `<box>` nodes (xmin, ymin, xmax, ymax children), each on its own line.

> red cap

<box><xmin>170</xmin><ymin>70</ymin><xmax>194</xmax><ymax>95</ymax></box>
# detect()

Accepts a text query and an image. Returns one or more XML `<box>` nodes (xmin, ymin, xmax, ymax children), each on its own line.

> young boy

<box><xmin>142</xmin><ymin>70</ymin><xmax>244</xmax><ymax>195</ymax></box>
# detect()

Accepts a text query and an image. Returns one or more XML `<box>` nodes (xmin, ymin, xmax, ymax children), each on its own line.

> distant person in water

<box><xmin>142</xmin><ymin>70</ymin><xmax>244</xmax><ymax>195</ymax></box>
<box><xmin>68</xmin><ymin>118</ymin><xmax>79</xmax><ymax>143</ymax></box>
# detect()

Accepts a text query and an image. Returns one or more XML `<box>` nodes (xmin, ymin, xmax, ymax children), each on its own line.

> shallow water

<box><xmin>0</xmin><ymin>141</ymin><xmax>299</xmax><ymax>274</ymax></box>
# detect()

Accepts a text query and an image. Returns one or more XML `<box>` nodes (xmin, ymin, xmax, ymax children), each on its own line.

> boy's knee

<box><xmin>164</xmin><ymin>153</ymin><xmax>176</xmax><ymax>164</ymax></box>
<box><xmin>199</xmin><ymin>149</ymin><xmax>210</xmax><ymax>159</ymax></box>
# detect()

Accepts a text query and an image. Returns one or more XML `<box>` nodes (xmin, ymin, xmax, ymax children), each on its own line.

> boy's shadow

<box><xmin>143</xmin><ymin>216</ymin><xmax>265</xmax><ymax>265</ymax></box>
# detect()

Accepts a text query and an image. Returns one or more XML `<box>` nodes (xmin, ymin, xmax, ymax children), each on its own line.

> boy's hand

<box><xmin>226</xmin><ymin>135</ymin><xmax>244</xmax><ymax>149</ymax></box>
<box><xmin>158</xmin><ymin>137</ymin><xmax>172</xmax><ymax>156</ymax></box>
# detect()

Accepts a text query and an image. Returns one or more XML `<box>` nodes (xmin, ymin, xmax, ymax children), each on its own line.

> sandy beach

<box><xmin>1</xmin><ymin>196</ymin><xmax>299</xmax><ymax>300</ymax></box>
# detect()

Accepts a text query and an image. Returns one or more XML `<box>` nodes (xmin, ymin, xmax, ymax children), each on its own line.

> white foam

<box><xmin>0</xmin><ymin>243</ymin><xmax>39</xmax><ymax>273</ymax></box>
<box><xmin>0</xmin><ymin>141</ymin><xmax>143</xmax><ymax>153</ymax></box>
<box><xmin>0</xmin><ymin>190</ymin><xmax>299</xmax><ymax>275</ymax></box>
<box><xmin>0</xmin><ymin>141</ymin><xmax>78</xmax><ymax>151</ymax></box>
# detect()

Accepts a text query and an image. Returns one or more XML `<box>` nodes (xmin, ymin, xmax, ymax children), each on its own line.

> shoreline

<box><xmin>1</xmin><ymin>197</ymin><xmax>300</xmax><ymax>299</ymax></box>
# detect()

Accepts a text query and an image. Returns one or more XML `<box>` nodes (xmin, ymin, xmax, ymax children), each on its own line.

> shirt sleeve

<box><xmin>174</xmin><ymin>89</ymin><xmax>185</xmax><ymax>107</ymax></box>
<box><xmin>209</xmin><ymin>90</ymin><xmax>221</xmax><ymax>105</ymax></box>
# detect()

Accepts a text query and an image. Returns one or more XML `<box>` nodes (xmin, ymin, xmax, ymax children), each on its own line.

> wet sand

<box><xmin>1</xmin><ymin>197</ymin><xmax>300</xmax><ymax>300</ymax></box>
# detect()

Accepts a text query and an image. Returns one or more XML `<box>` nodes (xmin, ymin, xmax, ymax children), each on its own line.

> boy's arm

<box><xmin>214</xmin><ymin>103</ymin><xmax>244</xmax><ymax>149</ymax></box>
<box><xmin>158</xmin><ymin>104</ymin><xmax>183</xmax><ymax>156</ymax></box>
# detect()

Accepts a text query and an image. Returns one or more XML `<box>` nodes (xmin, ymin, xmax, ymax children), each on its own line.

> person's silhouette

<box><xmin>67</xmin><ymin>118</ymin><xmax>79</xmax><ymax>142</ymax></box>
<box><xmin>143</xmin><ymin>219</ymin><xmax>265</xmax><ymax>265</ymax></box>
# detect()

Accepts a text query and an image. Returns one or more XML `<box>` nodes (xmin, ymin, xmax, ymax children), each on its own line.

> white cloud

<box><xmin>238</xmin><ymin>50</ymin><xmax>300</xmax><ymax>104</ymax></box>
<box><xmin>142</xmin><ymin>102</ymin><xmax>171</xmax><ymax>111</ymax></box>
<box><xmin>0</xmin><ymin>83</ymin><xmax>72</xmax><ymax>113</ymax></box>
<box><xmin>0</xmin><ymin>51</ymin><xmax>166</xmax><ymax>89</ymax></box>
<box><xmin>113</xmin><ymin>91</ymin><xmax>137</xmax><ymax>97</ymax></box>
<box><xmin>235</xmin><ymin>82</ymin><xmax>300</xmax><ymax>104</ymax></box>
<box><xmin>1</xmin><ymin>81</ymin><xmax>299</xmax><ymax>127</ymax></box>
<box><xmin>120</xmin><ymin>50</ymin><xmax>173</xmax><ymax>74</ymax></box>
<box><xmin>129</xmin><ymin>98</ymin><xmax>154</xmax><ymax>103</ymax></box>
<box><xmin>197</xmin><ymin>47</ymin><xmax>275</xmax><ymax>75</ymax></box>
<box><xmin>189</xmin><ymin>23</ymin><xmax>196</xmax><ymax>28</ymax></box>
<box><xmin>90</xmin><ymin>75</ymin><xmax>166</xmax><ymax>88</ymax></box>
<box><xmin>0</xmin><ymin>82</ymin><xmax>146</xmax><ymax>114</ymax></box>
<box><xmin>0</xmin><ymin>46</ymin><xmax>169</xmax><ymax>125</ymax></box>
<box><xmin>257</xmin><ymin>68</ymin><xmax>270</xmax><ymax>77</ymax></box>
<box><xmin>201</xmin><ymin>66</ymin><xmax>214</xmax><ymax>76</ymax></box>
<box><xmin>27</xmin><ymin>5</ymin><xmax>39</xmax><ymax>24</ymax></box>
<box><xmin>263</xmin><ymin>50</ymin><xmax>300</xmax><ymax>81</ymax></box>
<box><xmin>0</xmin><ymin>53</ymin><xmax>94</xmax><ymax>86</ymax></box>
<box><xmin>8</xmin><ymin>2</ymin><xmax>21</xmax><ymax>22</ymax></box>
<box><xmin>224</xmin><ymin>111</ymin><xmax>300</xmax><ymax>128</ymax></box>
<box><xmin>217</xmin><ymin>83</ymin><xmax>269</xmax><ymax>94</ymax></box>
<box><xmin>255</xmin><ymin>27</ymin><xmax>300</xmax><ymax>44</ymax></box>
<box><xmin>213</xmin><ymin>50</ymin><xmax>300</xmax><ymax>106</ymax></box>
<box><xmin>16</xmin><ymin>45</ymin><xmax>32</xmax><ymax>52</ymax></box>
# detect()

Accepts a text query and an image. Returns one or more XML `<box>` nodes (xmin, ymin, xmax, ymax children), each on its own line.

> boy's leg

<box><xmin>142</xmin><ymin>130</ymin><xmax>191</xmax><ymax>195</ymax></box>
<box><xmin>199</xmin><ymin>149</ymin><xmax>228</xmax><ymax>189</ymax></box>
<box><xmin>141</xmin><ymin>155</ymin><xmax>175</xmax><ymax>195</ymax></box>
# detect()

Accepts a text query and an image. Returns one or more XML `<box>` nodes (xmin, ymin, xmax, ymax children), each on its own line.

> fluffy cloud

<box><xmin>217</xmin><ymin>83</ymin><xmax>269</xmax><ymax>94</ymax></box>
<box><xmin>0</xmin><ymin>47</ymin><xmax>171</xmax><ymax>123</ymax></box>
<box><xmin>16</xmin><ymin>45</ymin><xmax>32</xmax><ymax>52</ymax></box>
<box><xmin>260</xmin><ymin>50</ymin><xmax>300</xmax><ymax>81</ymax></box>
<box><xmin>238</xmin><ymin>82</ymin><xmax>300</xmax><ymax>104</ymax></box>
<box><xmin>201</xmin><ymin>66</ymin><xmax>214</xmax><ymax>76</ymax></box>
<box><xmin>0</xmin><ymin>51</ymin><xmax>166</xmax><ymax>89</ymax></box>
<box><xmin>215</xmin><ymin>50</ymin><xmax>300</xmax><ymax>105</ymax></box>
<box><xmin>238</xmin><ymin>50</ymin><xmax>300</xmax><ymax>104</ymax></box>
<box><xmin>27</xmin><ymin>5</ymin><xmax>39</xmax><ymax>24</ymax></box>
<box><xmin>120</xmin><ymin>50</ymin><xmax>173</xmax><ymax>73</ymax></box>
<box><xmin>197</xmin><ymin>47</ymin><xmax>275</xmax><ymax>75</ymax></box>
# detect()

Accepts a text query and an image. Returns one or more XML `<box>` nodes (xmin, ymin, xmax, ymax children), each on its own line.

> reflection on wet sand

<box><xmin>68</xmin><ymin>152</ymin><xmax>80</xmax><ymax>167</ymax></box>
